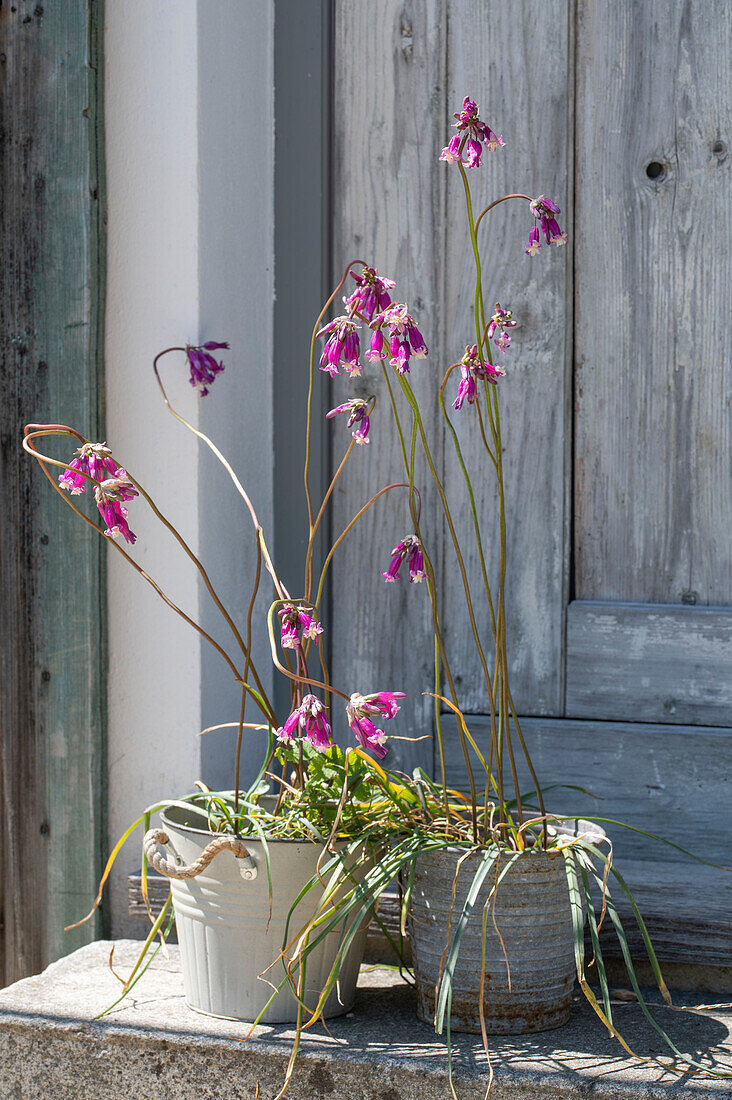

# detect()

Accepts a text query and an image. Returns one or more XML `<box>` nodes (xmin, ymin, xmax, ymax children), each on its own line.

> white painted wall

<box><xmin>104</xmin><ymin>1</ymin><xmax>275</xmax><ymax>936</ymax></box>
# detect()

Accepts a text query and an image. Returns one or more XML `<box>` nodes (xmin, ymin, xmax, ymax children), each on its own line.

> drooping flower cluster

<box><xmin>381</xmin><ymin>534</ymin><xmax>426</xmax><ymax>583</ymax></box>
<box><xmin>58</xmin><ymin>441</ymin><xmax>118</xmax><ymax>494</ymax></box>
<box><xmin>526</xmin><ymin>195</ymin><xmax>566</xmax><ymax>252</ymax></box>
<box><xmin>487</xmin><ymin>304</ymin><xmax>517</xmax><ymax>355</ymax></box>
<box><xmin>277</xmin><ymin>694</ymin><xmax>332</xmax><ymax>752</ymax></box>
<box><xmin>452</xmin><ymin>345</ymin><xmax>506</xmax><ymax>411</ymax></box>
<box><xmin>278</xmin><ymin>603</ymin><xmax>324</xmax><ymax>649</ymax></box>
<box><xmin>439</xmin><ymin>96</ymin><xmax>504</xmax><ymax>169</ymax></box>
<box><xmin>94</xmin><ymin>477</ymin><xmax>139</xmax><ymax>544</ymax></box>
<box><xmin>368</xmin><ymin>303</ymin><xmax>428</xmax><ymax>375</ymax></box>
<box><xmin>186</xmin><ymin>341</ymin><xmax>228</xmax><ymax>396</ymax></box>
<box><xmin>343</xmin><ymin>266</ymin><xmax>395</xmax><ymax>322</ymax></box>
<box><xmin>346</xmin><ymin>691</ymin><xmax>405</xmax><ymax>759</ymax></box>
<box><xmin>326</xmin><ymin>399</ymin><xmax>370</xmax><ymax>445</ymax></box>
<box><xmin>317</xmin><ymin>317</ymin><xmax>361</xmax><ymax>377</ymax></box>
<box><xmin>58</xmin><ymin>442</ymin><xmax>139</xmax><ymax>544</ymax></box>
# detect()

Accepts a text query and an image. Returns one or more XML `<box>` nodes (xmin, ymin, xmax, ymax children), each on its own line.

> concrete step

<box><xmin>0</xmin><ymin>940</ymin><xmax>730</xmax><ymax>1099</ymax></box>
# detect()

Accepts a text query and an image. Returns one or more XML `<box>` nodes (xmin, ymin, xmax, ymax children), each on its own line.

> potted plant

<box><xmin>23</xmin><ymin>358</ymin><xmax>408</xmax><ymax>1026</ymax></box>
<box><xmin>22</xmin><ymin>92</ymin><xmax>729</xmax><ymax>1092</ymax></box>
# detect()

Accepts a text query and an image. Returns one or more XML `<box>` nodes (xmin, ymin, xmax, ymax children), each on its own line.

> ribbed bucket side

<box><xmin>407</xmin><ymin>847</ymin><xmax>577</xmax><ymax>1034</ymax></box>
<box><xmin>161</xmin><ymin>808</ymin><xmax>370</xmax><ymax>1024</ymax></box>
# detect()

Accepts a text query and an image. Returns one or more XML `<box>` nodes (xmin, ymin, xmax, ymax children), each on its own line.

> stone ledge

<box><xmin>0</xmin><ymin>941</ymin><xmax>730</xmax><ymax>1100</ymax></box>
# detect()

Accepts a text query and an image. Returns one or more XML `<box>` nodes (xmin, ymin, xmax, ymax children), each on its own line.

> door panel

<box><xmin>566</xmin><ymin>600</ymin><xmax>732</xmax><ymax>725</ymax></box>
<box><xmin>0</xmin><ymin>3</ymin><xmax>105</xmax><ymax>984</ymax></box>
<box><xmin>574</xmin><ymin>1</ymin><xmax>732</xmax><ymax>606</ymax></box>
<box><xmin>441</xmin><ymin>0</ymin><xmax>573</xmax><ymax>719</ymax></box>
<box><xmin>330</xmin><ymin>0</ymin><xmax>732</xmax><ymax>965</ymax></box>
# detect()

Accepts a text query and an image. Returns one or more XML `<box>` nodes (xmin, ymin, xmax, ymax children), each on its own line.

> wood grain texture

<box><xmin>368</xmin><ymin>871</ymin><xmax>732</xmax><ymax>967</ymax></box>
<box><xmin>587</xmin><ymin>859</ymin><xmax>732</xmax><ymax>965</ymax></box>
<box><xmin>574</xmin><ymin>1</ymin><xmax>732</xmax><ymax>605</ymax></box>
<box><xmin>442</xmin><ymin>715</ymin><xmax>732</xmax><ymax>865</ymax></box>
<box><xmin>330</xmin><ymin>0</ymin><xmax>574</xmax><ymax>770</ymax></box>
<box><xmin>330</xmin><ymin>0</ymin><xmax>446</xmax><ymax>773</ymax></box>
<box><xmin>0</xmin><ymin>1</ymin><xmax>105</xmax><ymax>984</ymax></box>
<box><xmin>441</xmin><ymin>0</ymin><xmax>574</xmax><ymax>717</ymax></box>
<box><xmin>566</xmin><ymin>600</ymin><xmax>732</xmax><ymax>726</ymax></box>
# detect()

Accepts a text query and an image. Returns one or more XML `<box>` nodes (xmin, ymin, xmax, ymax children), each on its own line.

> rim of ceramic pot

<box><xmin>415</xmin><ymin>818</ymin><xmax>607</xmax><ymax>859</ymax></box>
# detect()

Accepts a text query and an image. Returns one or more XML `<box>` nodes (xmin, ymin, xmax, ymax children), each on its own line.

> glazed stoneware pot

<box><xmin>406</xmin><ymin>832</ymin><xmax>593</xmax><ymax>1034</ymax></box>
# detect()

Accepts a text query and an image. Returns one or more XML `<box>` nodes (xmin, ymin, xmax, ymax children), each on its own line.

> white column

<box><xmin>104</xmin><ymin>0</ymin><xmax>275</xmax><ymax>936</ymax></box>
<box><xmin>104</xmin><ymin>1</ymin><xmax>202</xmax><ymax>937</ymax></box>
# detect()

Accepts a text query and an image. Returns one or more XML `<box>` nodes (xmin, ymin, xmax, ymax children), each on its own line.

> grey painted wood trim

<box><xmin>573</xmin><ymin>2</ymin><xmax>732</xmax><ymax>606</ymax></box>
<box><xmin>272</xmin><ymin>0</ymin><xmax>332</xmax><ymax>723</ymax></box>
<box><xmin>566</xmin><ymin>600</ymin><xmax>732</xmax><ymax>726</ymax></box>
<box><xmin>440</xmin><ymin>713</ymin><xmax>732</xmax><ymax>964</ymax></box>
<box><xmin>0</xmin><ymin>1</ymin><xmax>106</xmax><ymax>984</ymax></box>
<box><xmin>441</xmin><ymin>714</ymin><xmax>732</xmax><ymax>864</ymax></box>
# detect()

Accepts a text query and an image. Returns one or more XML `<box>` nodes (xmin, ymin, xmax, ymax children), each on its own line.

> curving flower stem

<box><xmin>304</xmin><ymin>435</ymin><xmax>355</xmax><ymax>601</ymax></box>
<box><xmin>438</xmin><ymin>364</ymin><xmax>502</xmax><ymax>837</ymax></box>
<box><xmin>23</xmin><ymin>428</ymin><xmax>258</xmax><ymax>704</ymax></box>
<box><xmin>266</xmin><ymin>600</ymin><xmax>349</xmax><ymax>703</ymax></box>
<box><xmin>398</xmin><ymin>375</ymin><xmax>495</xmax><ymax>811</ymax></box>
<box><xmin>474</xmin><ymin>194</ymin><xmax>532</xmax><ymax>237</ymax></box>
<box><xmin>376</xmin><ymin>370</ymin><xmax>461</xmax><ymax>824</ymax></box>
<box><xmin>234</xmin><ymin>531</ymin><xmax>264</xmax><ymax>822</ymax></box>
<box><xmin>438</xmin><ymin>365</ymin><xmax>498</xmax><ymax>638</ymax></box>
<box><xmin>405</xmin><ymin>414</ymin><xmax>459</xmax><ymax>828</ymax></box>
<box><xmin>457</xmin><ymin>164</ymin><xmax>548</xmax><ymax>837</ymax></box>
<box><xmin>303</xmin><ymin>394</ymin><xmax>376</xmax><ymax>603</ymax></box>
<box><xmin>303</xmin><ymin>259</ymin><xmax>368</xmax><ymax>556</ymax></box>
<box><xmin>153</xmin><ymin>349</ymin><xmax>289</xmax><ymax>604</ymax></box>
<box><xmin>125</xmin><ymin>473</ymin><xmax>275</xmax><ymax>725</ymax></box>
<box><xmin>313</xmin><ymin>483</ymin><xmax>419</xmax><ymax>614</ymax></box>
<box><xmin>378</xmin><ymin>361</ymin><xmax>410</xmax><ymax>474</ymax></box>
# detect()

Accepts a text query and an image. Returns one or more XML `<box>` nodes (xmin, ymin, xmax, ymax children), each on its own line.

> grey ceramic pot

<box><xmin>406</xmin><ymin>843</ymin><xmax>581</xmax><ymax>1034</ymax></box>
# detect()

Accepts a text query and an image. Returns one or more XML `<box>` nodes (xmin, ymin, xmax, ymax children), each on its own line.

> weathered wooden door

<box><xmin>0</xmin><ymin>2</ymin><xmax>106</xmax><ymax>984</ymax></box>
<box><xmin>330</xmin><ymin>1</ymin><xmax>731</xmax><ymax>964</ymax></box>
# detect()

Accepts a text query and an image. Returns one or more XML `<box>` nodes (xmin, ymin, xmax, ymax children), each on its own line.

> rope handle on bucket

<box><xmin>143</xmin><ymin>828</ymin><xmax>258</xmax><ymax>881</ymax></box>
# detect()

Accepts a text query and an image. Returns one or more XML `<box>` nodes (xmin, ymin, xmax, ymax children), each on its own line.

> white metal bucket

<box><xmin>159</xmin><ymin>805</ymin><xmax>370</xmax><ymax>1023</ymax></box>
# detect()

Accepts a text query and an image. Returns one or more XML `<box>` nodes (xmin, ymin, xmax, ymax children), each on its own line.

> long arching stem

<box><xmin>303</xmin><ymin>259</ymin><xmax>368</xmax><ymax>562</ymax></box>
<box><xmin>457</xmin><ymin>165</ymin><xmax>548</xmax><ymax>835</ymax></box>
<box><xmin>23</xmin><ymin>429</ymin><xmax>252</xmax><ymax>698</ymax></box>
<box><xmin>153</xmin><ymin>349</ymin><xmax>288</xmax><ymax>603</ymax></box>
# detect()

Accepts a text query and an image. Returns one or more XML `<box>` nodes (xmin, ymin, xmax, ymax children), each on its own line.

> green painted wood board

<box><xmin>0</xmin><ymin>0</ymin><xmax>106</xmax><ymax>984</ymax></box>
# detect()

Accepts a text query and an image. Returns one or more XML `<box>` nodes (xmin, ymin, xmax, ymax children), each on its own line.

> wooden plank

<box><xmin>367</xmin><ymin>869</ymin><xmax>732</xmax><ymax>967</ymax></box>
<box><xmin>441</xmin><ymin>714</ymin><xmax>732</xmax><ymax>963</ymax></box>
<box><xmin>588</xmin><ymin>860</ymin><xmax>732</xmax><ymax>965</ymax></box>
<box><xmin>329</xmin><ymin>0</ymin><xmax>446</xmax><ymax>773</ymax></box>
<box><xmin>442</xmin><ymin>715</ymin><xmax>732</xmax><ymax>865</ymax></box>
<box><xmin>0</xmin><ymin>1</ymin><xmax>105</xmax><ymax>984</ymax></box>
<box><xmin>567</xmin><ymin>601</ymin><xmax>732</xmax><ymax>726</ymax></box>
<box><xmin>128</xmin><ymin>875</ymin><xmax>171</xmax><ymax>922</ymax></box>
<box><xmin>441</xmin><ymin>0</ymin><xmax>574</xmax><ymax>717</ymax></box>
<box><xmin>574</xmin><ymin>1</ymin><xmax>732</xmax><ymax>606</ymax></box>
